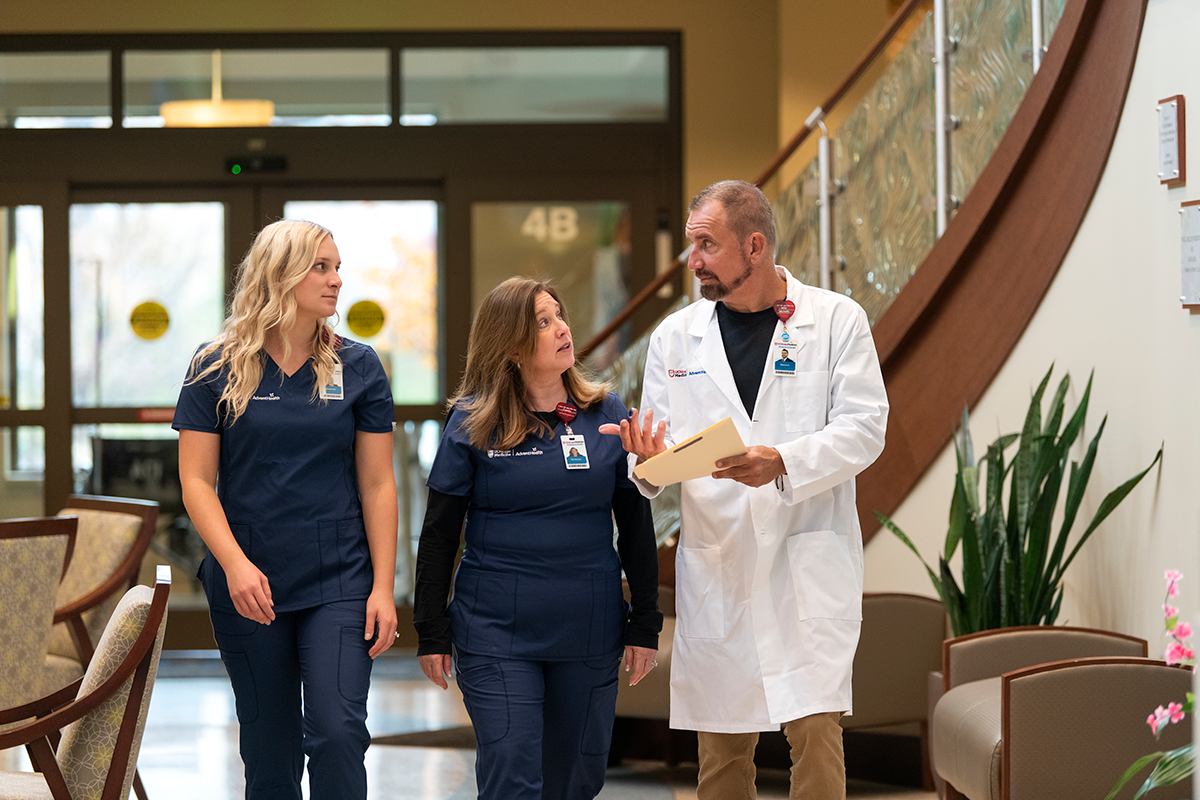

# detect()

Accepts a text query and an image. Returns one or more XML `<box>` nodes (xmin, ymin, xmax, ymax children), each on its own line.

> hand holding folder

<box><xmin>632</xmin><ymin>417</ymin><xmax>747</xmax><ymax>486</ymax></box>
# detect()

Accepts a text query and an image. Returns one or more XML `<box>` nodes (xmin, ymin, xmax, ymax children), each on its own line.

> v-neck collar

<box><xmin>264</xmin><ymin>351</ymin><xmax>311</xmax><ymax>380</ymax></box>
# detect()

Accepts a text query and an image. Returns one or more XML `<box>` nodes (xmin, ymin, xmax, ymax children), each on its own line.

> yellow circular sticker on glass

<box><xmin>346</xmin><ymin>300</ymin><xmax>386</xmax><ymax>338</ymax></box>
<box><xmin>130</xmin><ymin>302</ymin><xmax>170</xmax><ymax>340</ymax></box>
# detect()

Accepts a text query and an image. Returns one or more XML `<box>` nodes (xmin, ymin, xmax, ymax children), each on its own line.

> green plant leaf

<box><xmin>1133</xmin><ymin>743</ymin><xmax>1194</xmax><ymax>799</ymax></box>
<box><xmin>1022</xmin><ymin>460</ymin><xmax>1064</xmax><ymax>623</ymax></box>
<box><xmin>1057</xmin><ymin>370</ymin><xmax>1093</xmax><ymax>452</ymax></box>
<box><xmin>939</xmin><ymin>556</ymin><xmax>969</xmax><ymax>636</ymax></box>
<box><xmin>955</xmin><ymin>470</ymin><xmax>986</xmax><ymax>630</ymax></box>
<box><xmin>1104</xmin><ymin>751</ymin><xmax>1165</xmax><ymax>800</ymax></box>
<box><xmin>1010</xmin><ymin>366</ymin><xmax>1053</xmax><ymax>549</ymax></box>
<box><xmin>1042</xmin><ymin>372</ymin><xmax>1070</xmax><ymax>441</ymax></box>
<box><xmin>875</xmin><ymin>512</ymin><xmax>946</xmax><ymax>604</ymax></box>
<box><xmin>1056</xmin><ymin>443</ymin><xmax>1163</xmax><ymax>584</ymax></box>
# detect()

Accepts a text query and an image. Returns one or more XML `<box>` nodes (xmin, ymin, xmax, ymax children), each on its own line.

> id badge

<box><xmin>561</xmin><ymin>434</ymin><xmax>590</xmax><ymax>470</ymax></box>
<box><xmin>773</xmin><ymin>344</ymin><xmax>797</xmax><ymax>376</ymax></box>
<box><xmin>320</xmin><ymin>364</ymin><xmax>344</xmax><ymax>400</ymax></box>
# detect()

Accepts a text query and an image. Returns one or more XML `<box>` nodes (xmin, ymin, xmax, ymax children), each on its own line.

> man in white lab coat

<box><xmin>603</xmin><ymin>180</ymin><xmax>888</xmax><ymax>799</ymax></box>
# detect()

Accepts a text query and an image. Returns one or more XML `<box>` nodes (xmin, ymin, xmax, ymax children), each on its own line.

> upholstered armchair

<box><xmin>43</xmin><ymin>496</ymin><xmax>158</xmax><ymax>694</ymax></box>
<box><xmin>0</xmin><ymin>567</ymin><xmax>170</xmax><ymax>800</ymax></box>
<box><xmin>0</xmin><ymin>516</ymin><xmax>78</xmax><ymax>713</ymax></box>
<box><xmin>840</xmin><ymin>592</ymin><xmax>947</xmax><ymax>789</ymax></box>
<box><xmin>931</xmin><ymin>626</ymin><xmax>1152</xmax><ymax>800</ymax></box>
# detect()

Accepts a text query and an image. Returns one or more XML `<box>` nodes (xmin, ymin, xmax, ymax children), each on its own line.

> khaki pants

<box><xmin>696</xmin><ymin>712</ymin><xmax>845</xmax><ymax>800</ymax></box>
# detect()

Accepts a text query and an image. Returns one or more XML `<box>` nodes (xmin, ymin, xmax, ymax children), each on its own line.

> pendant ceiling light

<box><xmin>160</xmin><ymin>50</ymin><xmax>274</xmax><ymax>127</ymax></box>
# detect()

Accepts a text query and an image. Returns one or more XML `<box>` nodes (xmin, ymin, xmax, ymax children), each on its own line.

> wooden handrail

<box><xmin>579</xmin><ymin>0</ymin><xmax>931</xmax><ymax>358</ymax></box>
<box><xmin>579</xmin><ymin>248</ymin><xmax>689</xmax><ymax>358</ymax></box>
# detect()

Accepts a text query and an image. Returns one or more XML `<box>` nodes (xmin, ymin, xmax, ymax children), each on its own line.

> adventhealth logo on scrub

<box><xmin>667</xmin><ymin>369</ymin><xmax>707</xmax><ymax>378</ymax></box>
<box><xmin>251</xmin><ymin>392</ymin><xmax>282</xmax><ymax>401</ymax></box>
<box><xmin>487</xmin><ymin>447</ymin><xmax>545</xmax><ymax>458</ymax></box>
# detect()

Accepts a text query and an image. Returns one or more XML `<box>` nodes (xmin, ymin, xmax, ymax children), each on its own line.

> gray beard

<box><xmin>698</xmin><ymin>256</ymin><xmax>755</xmax><ymax>301</ymax></box>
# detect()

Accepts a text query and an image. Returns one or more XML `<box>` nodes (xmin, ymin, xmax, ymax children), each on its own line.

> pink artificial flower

<box><xmin>1166</xmin><ymin>642</ymin><xmax>1196</xmax><ymax>665</ymax></box>
<box><xmin>1148</xmin><ymin>705</ymin><xmax>1172</xmax><ymax>734</ymax></box>
<box><xmin>1172</xmin><ymin>621</ymin><xmax>1193</xmax><ymax>639</ymax></box>
<box><xmin>1166</xmin><ymin>570</ymin><xmax>1184</xmax><ymax>583</ymax></box>
<box><xmin>1164</xmin><ymin>604</ymin><xmax>1180</xmax><ymax>619</ymax></box>
<box><xmin>1168</xmin><ymin>702</ymin><xmax>1186</xmax><ymax>723</ymax></box>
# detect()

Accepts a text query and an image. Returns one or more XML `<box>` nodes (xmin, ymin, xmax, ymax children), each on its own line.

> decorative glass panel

<box><xmin>124</xmin><ymin>49</ymin><xmax>390</xmax><ymax>128</ymax></box>
<box><xmin>1042</xmin><ymin>0</ymin><xmax>1069</xmax><ymax>52</ymax></box>
<box><xmin>0</xmin><ymin>52</ymin><xmax>110</xmax><ymax>128</ymax></box>
<box><xmin>402</xmin><ymin>47</ymin><xmax>669</xmax><ymax>124</ymax></box>
<box><xmin>283</xmin><ymin>200</ymin><xmax>441</xmax><ymax>405</ymax></box>
<box><xmin>69</xmin><ymin>202</ymin><xmax>225</xmax><ymax>407</ymax></box>
<box><xmin>773</xmin><ymin>158</ymin><xmax>823</xmax><ymax>287</ymax></box>
<box><xmin>833</xmin><ymin>12</ymin><xmax>937</xmax><ymax>324</ymax></box>
<box><xmin>1</xmin><ymin>206</ymin><xmax>44</xmax><ymax>410</ymax></box>
<box><xmin>471</xmin><ymin>201</ymin><xmax>632</xmax><ymax>370</ymax></box>
<box><xmin>949</xmin><ymin>0</ymin><xmax>1033</xmax><ymax>202</ymax></box>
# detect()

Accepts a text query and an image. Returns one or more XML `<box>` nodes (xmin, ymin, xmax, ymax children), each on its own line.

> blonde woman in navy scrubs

<box><xmin>175</xmin><ymin>219</ymin><xmax>399</xmax><ymax>800</ymax></box>
<box><xmin>414</xmin><ymin>277</ymin><xmax>662</xmax><ymax>800</ymax></box>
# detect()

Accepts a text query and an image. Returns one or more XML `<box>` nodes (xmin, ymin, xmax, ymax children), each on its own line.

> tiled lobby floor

<box><xmin>5</xmin><ymin>651</ymin><xmax>936</xmax><ymax>800</ymax></box>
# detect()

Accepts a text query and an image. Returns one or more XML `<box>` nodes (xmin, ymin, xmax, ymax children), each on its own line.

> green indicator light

<box><xmin>231</xmin><ymin>164</ymin><xmax>242</xmax><ymax>175</ymax></box>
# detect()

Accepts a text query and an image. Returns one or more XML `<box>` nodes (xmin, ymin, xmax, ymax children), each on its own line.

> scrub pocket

<box><xmin>579</xmin><ymin>658</ymin><xmax>620</xmax><ymax>756</ymax></box>
<box><xmin>676</xmin><ymin>546</ymin><xmax>726</xmax><ymax>639</ymax></box>
<box><xmin>783</xmin><ymin>371</ymin><xmax>829</xmax><ymax>432</ymax></box>
<box><xmin>454</xmin><ymin>654</ymin><xmax>510</xmax><ymax>745</ymax></box>
<box><xmin>210</xmin><ymin>609</ymin><xmax>260</xmax><ymax>723</ymax></box>
<box><xmin>450</xmin><ymin>566</ymin><xmax>517</xmax><ymax>656</ymax></box>
<box><xmin>786</xmin><ymin>530</ymin><xmax>861</xmax><ymax>621</ymax></box>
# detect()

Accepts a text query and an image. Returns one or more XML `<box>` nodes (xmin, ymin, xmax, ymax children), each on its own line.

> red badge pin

<box><xmin>555</xmin><ymin>402</ymin><xmax>578</xmax><ymax>424</ymax></box>
<box><xmin>773</xmin><ymin>299</ymin><xmax>795</xmax><ymax>322</ymax></box>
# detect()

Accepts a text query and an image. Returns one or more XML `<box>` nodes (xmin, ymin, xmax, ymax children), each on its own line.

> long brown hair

<box><xmin>450</xmin><ymin>277</ymin><xmax>607</xmax><ymax>450</ymax></box>
<box><xmin>186</xmin><ymin>219</ymin><xmax>341</xmax><ymax>424</ymax></box>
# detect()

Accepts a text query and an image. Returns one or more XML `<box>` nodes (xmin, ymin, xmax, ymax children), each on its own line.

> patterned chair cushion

<box><xmin>0</xmin><ymin>535</ymin><xmax>69</xmax><ymax>711</ymax></box>
<box><xmin>0</xmin><ymin>769</ymin><xmax>55</xmax><ymax>799</ymax></box>
<box><xmin>46</xmin><ymin>509</ymin><xmax>142</xmax><ymax>662</ymax></box>
<box><xmin>55</xmin><ymin>585</ymin><xmax>167</xmax><ymax>800</ymax></box>
<box><xmin>41</xmin><ymin>654</ymin><xmax>84</xmax><ymax>698</ymax></box>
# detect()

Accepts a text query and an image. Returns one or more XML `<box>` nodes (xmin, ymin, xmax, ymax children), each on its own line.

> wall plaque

<box><xmin>1180</xmin><ymin>200</ymin><xmax>1200</xmax><ymax>309</ymax></box>
<box><xmin>1158</xmin><ymin>95</ymin><xmax>1186</xmax><ymax>188</ymax></box>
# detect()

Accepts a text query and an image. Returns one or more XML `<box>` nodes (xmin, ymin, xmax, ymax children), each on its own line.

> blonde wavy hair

<box><xmin>450</xmin><ymin>277</ymin><xmax>607</xmax><ymax>451</ymax></box>
<box><xmin>186</xmin><ymin>219</ymin><xmax>341</xmax><ymax>424</ymax></box>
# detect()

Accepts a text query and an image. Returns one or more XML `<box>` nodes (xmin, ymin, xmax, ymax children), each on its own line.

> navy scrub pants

<box><xmin>454</xmin><ymin>650</ymin><xmax>622</xmax><ymax>800</ymax></box>
<box><xmin>210</xmin><ymin>600</ymin><xmax>375</xmax><ymax>800</ymax></box>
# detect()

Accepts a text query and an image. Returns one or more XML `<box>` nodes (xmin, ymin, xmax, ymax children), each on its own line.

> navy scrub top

<box><xmin>173</xmin><ymin>339</ymin><xmax>395</xmax><ymax>613</ymax></box>
<box><xmin>426</xmin><ymin>393</ymin><xmax>636</xmax><ymax>661</ymax></box>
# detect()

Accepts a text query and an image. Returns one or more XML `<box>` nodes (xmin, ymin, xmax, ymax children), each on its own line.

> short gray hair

<box><xmin>689</xmin><ymin>180</ymin><xmax>776</xmax><ymax>253</ymax></box>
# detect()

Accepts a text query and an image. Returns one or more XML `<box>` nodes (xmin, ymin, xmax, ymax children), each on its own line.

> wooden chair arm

<box><xmin>0</xmin><ymin>679</ymin><xmax>82</xmax><ymax>726</ymax></box>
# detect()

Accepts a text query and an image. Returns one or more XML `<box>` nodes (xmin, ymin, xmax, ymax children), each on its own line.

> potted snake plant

<box><xmin>876</xmin><ymin>365</ymin><xmax>1162</xmax><ymax>638</ymax></box>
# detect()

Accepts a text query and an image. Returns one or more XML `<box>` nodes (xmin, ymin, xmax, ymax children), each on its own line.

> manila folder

<box><xmin>633</xmin><ymin>416</ymin><xmax>747</xmax><ymax>486</ymax></box>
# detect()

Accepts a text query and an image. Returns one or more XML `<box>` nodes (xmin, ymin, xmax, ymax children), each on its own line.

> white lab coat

<box><xmin>632</xmin><ymin>266</ymin><xmax>888</xmax><ymax>732</ymax></box>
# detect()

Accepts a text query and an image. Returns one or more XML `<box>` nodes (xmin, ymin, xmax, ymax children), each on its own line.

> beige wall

<box><xmin>0</xmin><ymin>0</ymin><xmax>785</xmax><ymax>207</ymax></box>
<box><xmin>865</xmin><ymin>0</ymin><xmax>1200</xmax><ymax>648</ymax></box>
